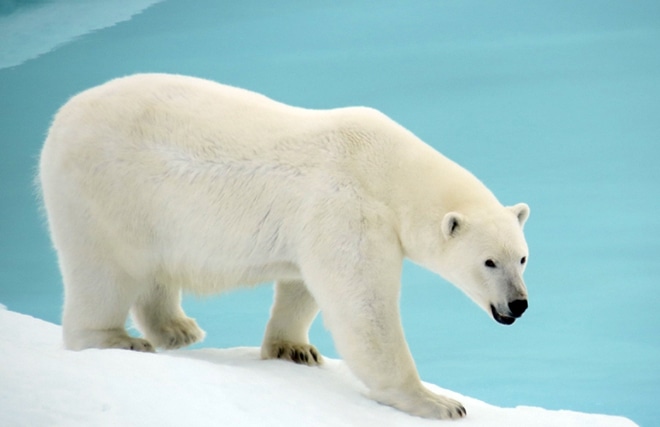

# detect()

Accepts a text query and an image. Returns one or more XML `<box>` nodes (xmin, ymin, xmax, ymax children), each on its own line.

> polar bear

<box><xmin>39</xmin><ymin>73</ymin><xmax>530</xmax><ymax>420</ymax></box>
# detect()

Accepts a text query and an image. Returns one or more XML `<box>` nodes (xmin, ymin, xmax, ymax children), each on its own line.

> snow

<box><xmin>0</xmin><ymin>307</ymin><xmax>637</xmax><ymax>427</ymax></box>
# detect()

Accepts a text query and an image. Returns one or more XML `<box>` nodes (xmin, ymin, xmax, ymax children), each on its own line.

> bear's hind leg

<box><xmin>61</xmin><ymin>258</ymin><xmax>154</xmax><ymax>352</ymax></box>
<box><xmin>131</xmin><ymin>284</ymin><xmax>205</xmax><ymax>350</ymax></box>
<box><xmin>261</xmin><ymin>280</ymin><xmax>322</xmax><ymax>366</ymax></box>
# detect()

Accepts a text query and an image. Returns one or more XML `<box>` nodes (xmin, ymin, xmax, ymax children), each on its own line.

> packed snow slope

<box><xmin>0</xmin><ymin>307</ymin><xmax>637</xmax><ymax>427</ymax></box>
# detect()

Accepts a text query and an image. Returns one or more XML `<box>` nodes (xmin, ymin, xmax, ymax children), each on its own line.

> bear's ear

<box><xmin>441</xmin><ymin>212</ymin><xmax>465</xmax><ymax>239</ymax></box>
<box><xmin>508</xmin><ymin>203</ymin><xmax>530</xmax><ymax>227</ymax></box>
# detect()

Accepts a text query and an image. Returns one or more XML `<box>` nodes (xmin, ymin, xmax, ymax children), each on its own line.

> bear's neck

<box><xmin>348</xmin><ymin>113</ymin><xmax>501</xmax><ymax>220</ymax></box>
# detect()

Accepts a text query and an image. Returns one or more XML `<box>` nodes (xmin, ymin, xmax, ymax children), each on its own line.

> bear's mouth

<box><xmin>490</xmin><ymin>305</ymin><xmax>516</xmax><ymax>326</ymax></box>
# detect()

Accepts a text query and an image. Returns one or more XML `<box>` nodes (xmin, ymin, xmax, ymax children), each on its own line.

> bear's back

<box><xmin>50</xmin><ymin>74</ymin><xmax>320</xmax><ymax>154</ymax></box>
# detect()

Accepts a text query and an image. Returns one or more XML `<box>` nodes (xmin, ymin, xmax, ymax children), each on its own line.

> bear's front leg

<box><xmin>299</xmin><ymin>224</ymin><xmax>466</xmax><ymax>420</ymax></box>
<box><xmin>261</xmin><ymin>280</ymin><xmax>322</xmax><ymax>366</ymax></box>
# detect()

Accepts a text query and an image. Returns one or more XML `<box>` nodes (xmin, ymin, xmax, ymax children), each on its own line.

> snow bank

<box><xmin>0</xmin><ymin>0</ymin><xmax>163</xmax><ymax>69</ymax></box>
<box><xmin>0</xmin><ymin>307</ymin><xmax>637</xmax><ymax>427</ymax></box>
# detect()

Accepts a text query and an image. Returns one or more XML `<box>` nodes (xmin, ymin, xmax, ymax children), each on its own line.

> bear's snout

<box><xmin>508</xmin><ymin>299</ymin><xmax>528</xmax><ymax>318</ymax></box>
<box><xmin>490</xmin><ymin>299</ymin><xmax>528</xmax><ymax>325</ymax></box>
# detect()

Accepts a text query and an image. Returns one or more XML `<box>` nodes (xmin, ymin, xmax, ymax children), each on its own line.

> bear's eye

<box><xmin>521</xmin><ymin>256</ymin><xmax>527</xmax><ymax>265</ymax></box>
<box><xmin>484</xmin><ymin>259</ymin><xmax>496</xmax><ymax>268</ymax></box>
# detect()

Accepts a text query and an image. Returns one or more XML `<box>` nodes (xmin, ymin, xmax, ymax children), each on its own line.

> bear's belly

<box><xmin>154</xmin><ymin>259</ymin><xmax>303</xmax><ymax>294</ymax></box>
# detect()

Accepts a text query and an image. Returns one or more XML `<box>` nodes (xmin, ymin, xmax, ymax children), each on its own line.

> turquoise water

<box><xmin>1</xmin><ymin>1</ymin><xmax>659</xmax><ymax>425</ymax></box>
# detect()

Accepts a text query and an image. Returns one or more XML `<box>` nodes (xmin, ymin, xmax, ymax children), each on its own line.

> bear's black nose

<box><xmin>508</xmin><ymin>299</ymin><xmax>528</xmax><ymax>318</ymax></box>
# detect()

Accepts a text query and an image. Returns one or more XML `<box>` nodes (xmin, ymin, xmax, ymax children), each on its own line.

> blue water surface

<box><xmin>1</xmin><ymin>1</ymin><xmax>659</xmax><ymax>425</ymax></box>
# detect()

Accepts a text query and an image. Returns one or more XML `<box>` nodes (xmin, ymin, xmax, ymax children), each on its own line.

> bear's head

<box><xmin>404</xmin><ymin>202</ymin><xmax>530</xmax><ymax>325</ymax></box>
<box><xmin>440</xmin><ymin>203</ymin><xmax>530</xmax><ymax>325</ymax></box>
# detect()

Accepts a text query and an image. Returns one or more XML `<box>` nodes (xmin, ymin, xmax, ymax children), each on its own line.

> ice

<box><xmin>0</xmin><ymin>0</ymin><xmax>163</xmax><ymax>68</ymax></box>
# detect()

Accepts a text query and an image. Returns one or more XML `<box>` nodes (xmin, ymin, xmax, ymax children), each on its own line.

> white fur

<box><xmin>39</xmin><ymin>73</ymin><xmax>530</xmax><ymax>420</ymax></box>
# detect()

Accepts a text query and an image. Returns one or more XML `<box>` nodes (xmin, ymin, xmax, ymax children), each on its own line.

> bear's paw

<box><xmin>262</xmin><ymin>341</ymin><xmax>323</xmax><ymax>366</ymax></box>
<box><xmin>146</xmin><ymin>317</ymin><xmax>205</xmax><ymax>350</ymax></box>
<box><xmin>371</xmin><ymin>385</ymin><xmax>467</xmax><ymax>420</ymax></box>
<box><xmin>105</xmin><ymin>335</ymin><xmax>155</xmax><ymax>353</ymax></box>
